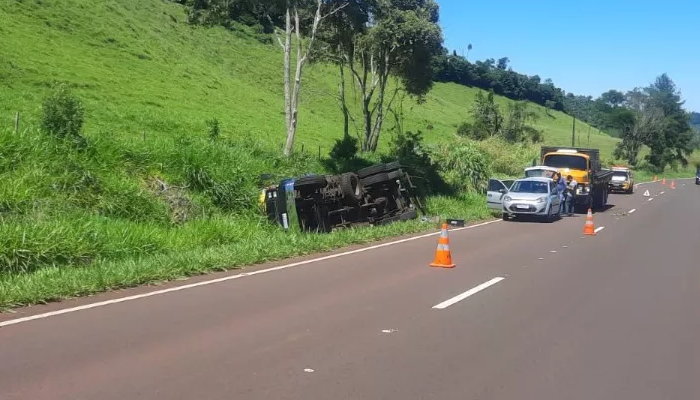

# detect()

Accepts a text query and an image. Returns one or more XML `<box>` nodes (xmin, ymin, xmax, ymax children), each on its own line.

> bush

<box><xmin>475</xmin><ymin>137</ymin><xmax>538</xmax><ymax>177</ymax></box>
<box><xmin>385</xmin><ymin>130</ymin><xmax>448</xmax><ymax>195</ymax></box>
<box><xmin>324</xmin><ymin>134</ymin><xmax>372</xmax><ymax>173</ymax></box>
<box><xmin>431</xmin><ymin>141</ymin><xmax>492</xmax><ymax>193</ymax></box>
<box><xmin>41</xmin><ymin>83</ymin><xmax>85</xmax><ymax>141</ymax></box>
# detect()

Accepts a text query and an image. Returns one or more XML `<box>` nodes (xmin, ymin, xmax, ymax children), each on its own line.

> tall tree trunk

<box><xmin>338</xmin><ymin>63</ymin><xmax>350</xmax><ymax>138</ymax></box>
<box><xmin>282</xmin><ymin>4</ymin><xmax>292</xmax><ymax>156</ymax></box>
<box><xmin>284</xmin><ymin>5</ymin><xmax>305</xmax><ymax>157</ymax></box>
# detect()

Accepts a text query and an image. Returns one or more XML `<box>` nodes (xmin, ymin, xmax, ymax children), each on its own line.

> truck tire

<box><xmin>361</xmin><ymin>172</ymin><xmax>393</xmax><ymax>187</ymax></box>
<box><xmin>357</xmin><ymin>161</ymin><xmax>401</xmax><ymax>179</ymax></box>
<box><xmin>339</xmin><ymin>172</ymin><xmax>363</xmax><ymax>204</ymax></box>
<box><xmin>295</xmin><ymin>175</ymin><xmax>328</xmax><ymax>189</ymax></box>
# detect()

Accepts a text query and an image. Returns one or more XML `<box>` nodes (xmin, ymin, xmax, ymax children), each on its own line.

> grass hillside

<box><xmin>0</xmin><ymin>0</ymin><xmax>615</xmax><ymax>155</ymax></box>
<box><xmin>0</xmin><ymin>0</ymin><xmax>687</xmax><ymax>308</ymax></box>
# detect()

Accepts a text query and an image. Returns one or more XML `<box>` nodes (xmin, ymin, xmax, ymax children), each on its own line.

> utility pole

<box><xmin>571</xmin><ymin>115</ymin><xmax>576</xmax><ymax>147</ymax></box>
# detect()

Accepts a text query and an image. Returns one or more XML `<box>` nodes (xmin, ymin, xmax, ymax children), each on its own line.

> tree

<box><xmin>612</xmin><ymin>90</ymin><xmax>662</xmax><ymax>166</ymax></box>
<box><xmin>600</xmin><ymin>89</ymin><xmax>625</xmax><ymax>107</ymax></box>
<box><xmin>544</xmin><ymin>99</ymin><xmax>556</xmax><ymax>116</ymax></box>
<box><xmin>643</xmin><ymin>74</ymin><xmax>694</xmax><ymax>170</ymax></box>
<box><xmin>268</xmin><ymin>0</ymin><xmax>347</xmax><ymax>156</ymax></box>
<box><xmin>320</xmin><ymin>0</ymin><xmax>444</xmax><ymax>152</ymax></box>
<box><xmin>457</xmin><ymin>90</ymin><xmax>541</xmax><ymax>143</ymax></box>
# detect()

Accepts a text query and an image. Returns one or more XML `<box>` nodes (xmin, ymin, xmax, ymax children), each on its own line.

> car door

<box><xmin>487</xmin><ymin>179</ymin><xmax>510</xmax><ymax>211</ymax></box>
<box><xmin>549</xmin><ymin>181</ymin><xmax>560</xmax><ymax>209</ymax></box>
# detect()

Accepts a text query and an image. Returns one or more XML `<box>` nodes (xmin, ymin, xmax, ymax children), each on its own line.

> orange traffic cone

<box><xmin>662</xmin><ymin>177</ymin><xmax>666</xmax><ymax>185</ymax></box>
<box><xmin>430</xmin><ymin>223</ymin><xmax>456</xmax><ymax>268</ymax></box>
<box><xmin>583</xmin><ymin>208</ymin><xmax>596</xmax><ymax>236</ymax></box>
<box><xmin>670</xmin><ymin>180</ymin><xmax>676</xmax><ymax>189</ymax></box>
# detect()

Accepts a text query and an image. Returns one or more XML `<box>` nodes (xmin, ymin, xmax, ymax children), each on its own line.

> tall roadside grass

<box><xmin>0</xmin><ymin>124</ymin><xmax>500</xmax><ymax>309</ymax></box>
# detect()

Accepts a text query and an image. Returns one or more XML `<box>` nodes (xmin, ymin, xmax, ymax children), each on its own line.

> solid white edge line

<box><xmin>628</xmin><ymin>209</ymin><xmax>636</xmax><ymax>214</ymax></box>
<box><xmin>594</xmin><ymin>226</ymin><xmax>605</xmax><ymax>233</ymax></box>
<box><xmin>0</xmin><ymin>219</ymin><xmax>505</xmax><ymax>328</ymax></box>
<box><xmin>432</xmin><ymin>277</ymin><xmax>505</xmax><ymax>310</ymax></box>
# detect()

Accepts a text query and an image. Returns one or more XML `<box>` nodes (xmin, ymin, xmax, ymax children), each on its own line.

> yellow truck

<box><xmin>537</xmin><ymin>146</ymin><xmax>614</xmax><ymax>211</ymax></box>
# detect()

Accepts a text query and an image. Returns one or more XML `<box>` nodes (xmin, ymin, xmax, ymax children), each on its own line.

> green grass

<box><xmin>0</xmin><ymin>0</ymin><xmax>696</xmax><ymax>309</ymax></box>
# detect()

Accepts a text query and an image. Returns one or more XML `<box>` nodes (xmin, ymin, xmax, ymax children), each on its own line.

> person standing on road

<box><xmin>565</xmin><ymin>175</ymin><xmax>577</xmax><ymax>216</ymax></box>
<box><xmin>554</xmin><ymin>172</ymin><xmax>566</xmax><ymax>214</ymax></box>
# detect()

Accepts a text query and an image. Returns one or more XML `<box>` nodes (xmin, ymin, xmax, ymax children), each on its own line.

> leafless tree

<box><xmin>269</xmin><ymin>0</ymin><xmax>347</xmax><ymax>156</ymax></box>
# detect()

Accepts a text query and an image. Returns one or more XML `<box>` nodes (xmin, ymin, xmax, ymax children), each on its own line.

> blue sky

<box><xmin>437</xmin><ymin>0</ymin><xmax>699</xmax><ymax>112</ymax></box>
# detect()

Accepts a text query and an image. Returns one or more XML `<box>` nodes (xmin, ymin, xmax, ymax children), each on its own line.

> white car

<box><xmin>487</xmin><ymin>177</ymin><xmax>562</xmax><ymax>222</ymax></box>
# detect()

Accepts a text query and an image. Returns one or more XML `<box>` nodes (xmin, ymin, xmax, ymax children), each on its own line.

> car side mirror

<box><xmin>499</xmin><ymin>188</ymin><xmax>507</xmax><ymax>194</ymax></box>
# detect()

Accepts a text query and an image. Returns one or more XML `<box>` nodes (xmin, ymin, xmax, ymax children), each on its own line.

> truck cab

<box><xmin>538</xmin><ymin>147</ymin><xmax>612</xmax><ymax>211</ymax></box>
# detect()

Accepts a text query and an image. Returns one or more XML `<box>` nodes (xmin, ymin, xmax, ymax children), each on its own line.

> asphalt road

<box><xmin>1</xmin><ymin>180</ymin><xmax>698</xmax><ymax>400</ymax></box>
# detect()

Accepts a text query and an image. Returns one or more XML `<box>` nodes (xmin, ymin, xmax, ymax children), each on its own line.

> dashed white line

<box><xmin>594</xmin><ymin>226</ymin><xmax>605</xmax><ymax>233</ymax></box>
<box><xmin>432</xmin><ymin>277</ymin><xmax>505</xmax><ymax>310</ymax></box>
<box><xmin>648</xmin><ymin>198</ymin><xmax>654</xmax><ymax>202</ymax></box>
<box><xmin>659</xmin><ymin>191</ymin><xmax>665</xmax><ymax>195</ymax></box>
<box><xmin>628</xmin><ymin>209</ymin><xmax>637</xmax><ymax>214</ymax></box>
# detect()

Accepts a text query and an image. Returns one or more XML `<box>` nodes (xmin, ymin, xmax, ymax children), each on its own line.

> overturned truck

<box><xmin>261</xmin><ymin>161</ymin><xmax>424</xmax><ymax>233</ymax></box>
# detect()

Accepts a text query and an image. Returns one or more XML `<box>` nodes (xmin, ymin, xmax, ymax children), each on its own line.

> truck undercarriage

<box><xmin>263</xmin><ymin>162</ymin><xmax>424</xmax><ymax>233</ymax></box>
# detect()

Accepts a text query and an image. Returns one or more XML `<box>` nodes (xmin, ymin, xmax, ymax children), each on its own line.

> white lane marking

<box><xmin>0</xmin><ymin>219</ymin><xmax>505</xmax><ymax>328</ymax></box>
<box><xmin>562</xmin><ymin>245</ymin><xmax>568</xmax><ymax>248</ymax></box>
<box><xmin>432</xmin><ymin>277</ymin><xmax>505</xmax><ymax>310</ymax></box>
<box><xmin>594</xmin><ymin>226</ymin><xmax>605</xmax><ymax>233</ymax></box>
<box><xmin>303</xmin><ymin>368</ymin><xmax>315</xmax><ymax>373</ymax></box>
<box><xmin>659</xmin><ymin>191</ymin><xmax>665</xmax><ymax>195</ymax></box>
<box><xmin>648</xmin><ymin>198</ymin><xmax>654</xmax><ymax>202</ymax></box>
<box><xmin>550</xmin><ymin>250</ymin><xmax>557</xmax><ymax>253</ymax></box>
<box><xmin>628</xmin><ymin>209</ymin><xmax>636</xmax><ymax>214</ymax></box>
<box><xmin>538</xmin><ymin>257</ymin><xmax>545</xmax><ymax>260</ymax></box>
<box><xmin>381</xmin><ymin>329</ymin><xmax>397</xmax><ymax>333</ymax></box>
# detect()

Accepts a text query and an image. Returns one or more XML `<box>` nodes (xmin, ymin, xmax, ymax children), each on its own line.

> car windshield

<box><xmin>525</xmin><ymin>169</ymin><xmax>555</xmax><ymax>178</ymax></box>
<box><xmin>612</xmin><ymin>171</ymin><xmax>628</xmax><ymax>178</ymax></box>
<box><xmin>543</xmin><ymin>155</ymin><xmax>587</xmax><ymax>170</ymax></box>
<box><xmin>510</xmin><ymin>180</ymin><xmax>549</xmax><ymax>193</ymax></box>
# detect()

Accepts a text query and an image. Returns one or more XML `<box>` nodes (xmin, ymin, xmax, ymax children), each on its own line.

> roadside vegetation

<box><xmin>0</xmin><ymin>0</ymin><xmax>696</xmax><ymax>309</ymax></box>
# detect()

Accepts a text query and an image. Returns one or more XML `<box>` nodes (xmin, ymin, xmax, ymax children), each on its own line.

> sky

<box><xmin>437</xmin><ymin>0</ymin><xmax>699</xmax><ymax>112</ymax></box>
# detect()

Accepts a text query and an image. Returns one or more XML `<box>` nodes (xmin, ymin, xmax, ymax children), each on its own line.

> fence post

<box><xmin>14</xmin><ymin>112</ymin><xmax>20</xmax><ymax>133</ymax></box>
<box><xmin>318</xmin><ymin>145</ymin><xmax>321</xmax><ymax>160</ymax></box>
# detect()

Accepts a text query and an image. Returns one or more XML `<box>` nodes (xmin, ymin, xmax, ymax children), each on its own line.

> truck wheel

<box><xmin>357</xmin><ymin>161</ymin><xmax>401</xmax><ymax>179</ymax></box>
<box><xmin>295</xmin><ymin>175</ymin><xmax>328</xmax><ymax>189</ymax></box>
<box><xmin>361</xmin><ymin>172</ymin><xmax>393</xmax><ymax>187</ymax></box>
<box><xmin>339</xmin><ymin>172</ymin><xmax>363</xmax><ymax>204</ymax></box>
